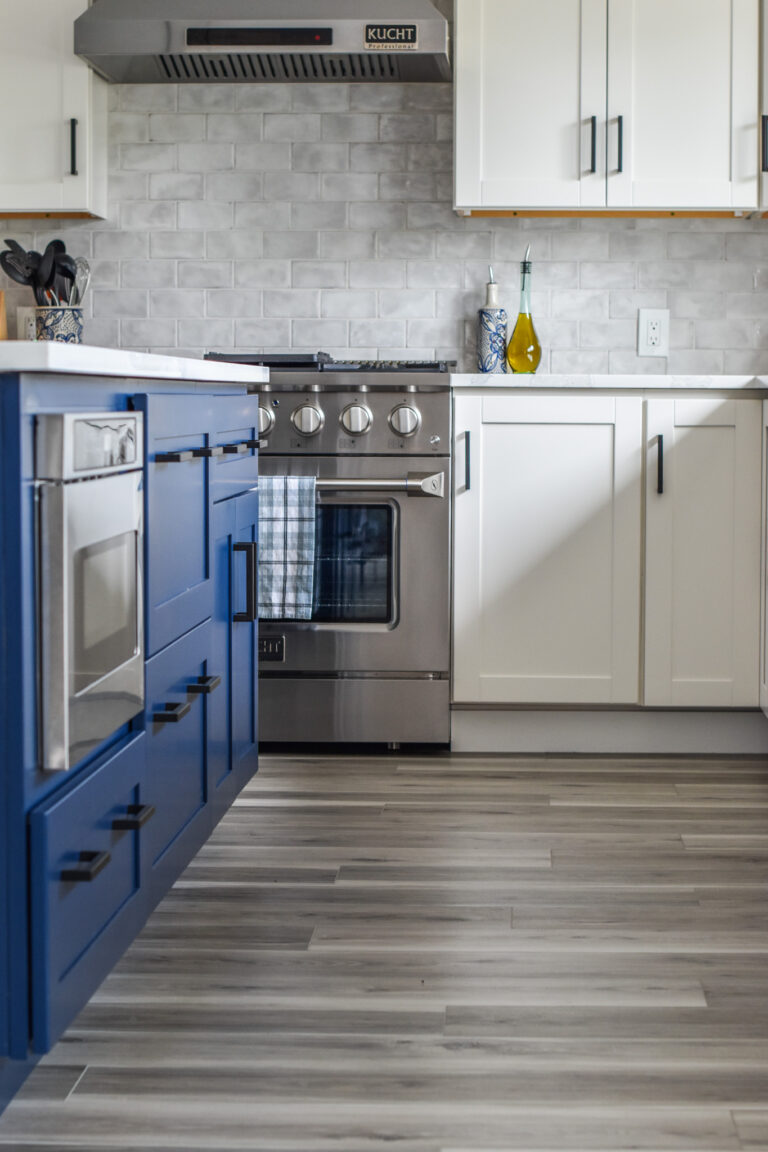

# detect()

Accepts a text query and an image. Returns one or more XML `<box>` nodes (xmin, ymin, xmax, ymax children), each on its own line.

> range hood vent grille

<box><xmin>157</xmin><ymin>51</ymin><xmax>399</xmax><ymax>82</ymax></box>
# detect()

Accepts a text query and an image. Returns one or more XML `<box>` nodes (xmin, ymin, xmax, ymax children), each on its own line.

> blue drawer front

<box><xmin>143</xmin><ymin>620</ymin><xmax>213</xmax><ymax>903</ymax></box>
<box><xmin>29</xmin><ymin>732</ymin><xmax>148</xmax><ymax>1053</ymax></box>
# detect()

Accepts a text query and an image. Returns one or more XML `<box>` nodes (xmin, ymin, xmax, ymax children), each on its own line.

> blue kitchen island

<box><xmin>0</xmin><ymin>344</ymin><xmax>266</xmax><ymax>1111</ymax></box>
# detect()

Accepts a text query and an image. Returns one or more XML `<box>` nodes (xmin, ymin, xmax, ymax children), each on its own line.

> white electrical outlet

<box><xmin>637</xmin><ymin>308</ymin><xmax>669</xmax><ymax>357</ymax></box>
<box><xmin>16</xmin><ymin>306</ymin><xmax>36</xmax><ymax>341</ymax></box>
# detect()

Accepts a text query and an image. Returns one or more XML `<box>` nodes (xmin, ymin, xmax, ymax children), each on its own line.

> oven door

<box><xmin>258</xmin><ymin>455</ymin><xmax>450</xmax><ymax>676</ymax></box>
<box><xmin>39</xmin><ymin>470</ymin><xmax>144</xmax><ymax>772</ymax></box>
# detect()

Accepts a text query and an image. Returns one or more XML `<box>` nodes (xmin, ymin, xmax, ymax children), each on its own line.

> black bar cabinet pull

<box><xmin>657</xmin><ymin>434</ymin><xmax>664</xmax><ymax>494</ymax></box>
<box><xmin>762</xmin><ymin>115</ymin><xmax>768</xmax><ymax>173</ymax></box>
<box><xmin>155</xmin><ymin>450</ymin><xmax>195</xmax><ymax>463</ymax></box>
<box><xmin>192</xmin><ymin>445</ymin><xmax>225</xmax><ymax>458</ymax></box>
<box><xmin>222</xmin><ymin>442</ymin><xmax>249</xmax><ymax>455</ymax></box>
<box><xmin>188</xmin><ymin>674</ymin><xmax>221</xmax><ymax>694</ymax></box>
<box><xmin>61</xmin><ymin>850</ymin><xmax>110</xmax><ymax>883</ymax></box>
<box><xmin>464</xmin><ymin>430</ymin><xmax>471</xmax><ymax>492</ymax></box>
<box><xmin>69</xmin><ymin>118</ymin><xmax>78</xmax><ymax>177</ymax></box>
<box><xmin>152</xmin><ymin>701</ymin><xmax>191</xmax><ymax>723</ymax></box>
<box><xmin>243</xmin><ymin>439</ymin><xmax>261</xmax><ymax>450</ymax></box>
<box><xmin>233</xmin><ymin>541</ymin><xmax>258</xmax><ymax>622</ymax></box>
<box><xmin>112</xmin><ymin>804</ymin><xmax>156</xmax><ymax>832</ymax></box>
<box><xmin>617</xmin><ymin>115</ymin><xmax>624</xmax><ymax>173</ymax></box>
<box><xmin>589</xmin><ymin>115</ymin><xmax>597</xmax><ymax>174</ymax></box>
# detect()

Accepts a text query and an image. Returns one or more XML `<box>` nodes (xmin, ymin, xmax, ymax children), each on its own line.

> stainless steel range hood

<box><xmin>74</xmin><ymin>0</ymin><xmax>451</xmax><ymax>83</ymax></box>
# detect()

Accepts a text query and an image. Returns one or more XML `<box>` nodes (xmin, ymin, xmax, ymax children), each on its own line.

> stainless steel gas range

<box><xmin>207</xmin><ymin>352</ymin><xmax>452</xmax><ymax>746</ymax></box>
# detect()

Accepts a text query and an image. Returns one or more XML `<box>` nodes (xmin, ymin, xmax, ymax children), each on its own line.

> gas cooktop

<box><xmin>205</xmin><ymin>351</ymin><xmax>454</xmax><ymax>374</ymax></box>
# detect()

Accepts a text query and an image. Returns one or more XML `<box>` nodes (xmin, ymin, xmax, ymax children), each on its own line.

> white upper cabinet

<box><xmin>0</xmin><ymin>0</ymin><xmax>107</xmax><ymax>217</ymax></box>
<box><xmin>454</xmin><ymin>0</ymin><xmax>759</xmax><ymax>213</ymax></box>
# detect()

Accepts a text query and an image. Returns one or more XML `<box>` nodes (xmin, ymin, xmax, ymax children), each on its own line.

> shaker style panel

<box><xmin>137</xmin><ymin>394</ymin><xmax>215</xmax><ymax>656</ymax></box>
<box><xmin>452</xmin><ymin>392</ymin><xmax>643</xmax><ymax>704</ymax></box>
<box><xmin>209</xmin><ymin>491</ymin><xmax>259</xmax><ymax>823</ymax></box>
<box><xmin>454</xmin><ymin>0</ymin><xmax>759</xmax><ymax>212</ymax></box>
<box><xmin>454</xmin><ymin>0</ymin><xmax>607</xmax><ymax>210</ymax></box>
<box><xmin>143</xmin><ymin>621</ymin><xmax>213</xmax><ymax>905</ymax></box>
<box><xmin>0</xmin><ymin>0</ymin><xmax>107</xmax><ymax>216</ymax></box>
<box><xmin>607</xmin><ymin>0</ymin><xmax>758</xmax><ymax>209</ymax></box>
<box><xmin>645</xmin><ymin>398</ymin><xmax>761</xmax><ymax>706</ymax></box>
<box><xmin>28</xmin><ymin>732</ymin><xmax>148</xmax><ymax>1054</ymax></box>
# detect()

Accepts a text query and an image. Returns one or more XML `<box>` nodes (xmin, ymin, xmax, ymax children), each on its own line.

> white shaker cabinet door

<box><xmin>454</xmin><ymin>0</ymin><xmax>607</xmax><ymax>210</ymax></box>
<box><xmin>453</xmin><ymin>393</ymin><xmax>642</xmax><ymax>704</ymax></box>
<box><xmin>0</xmin><ymin>0</ymin><xmax>107</xmax><ymax>216</ymax></box>
<box><xmin>645</xmin><ymin>398</ymin><xmax>761</xmax><ymax>707</ymax></box>
<box><xmin>607</xmin><ymin>0</ymin><xmax>759</xmax><ymax>209</ymax></box>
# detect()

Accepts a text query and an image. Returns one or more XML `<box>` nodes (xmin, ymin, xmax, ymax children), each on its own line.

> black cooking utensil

<box><xmin>37</xmin><ymin>243</ymin><xmax>57</xmax><ymax>292</ymax></box>
<box><xmin>0</xmin><ymin>250</ymin><xmax>33</xmax><ymax>286</ymax></box>
<box><xmin>3</xmin><ymin>238</ymin><xmax>28</xmax><ymax>260</ymax></box>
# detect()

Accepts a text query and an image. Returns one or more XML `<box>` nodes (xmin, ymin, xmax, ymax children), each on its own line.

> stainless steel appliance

<box><xmin>207</xmin><ymin>353</ymin><xmax>452</xmax><ymax>745</ymax></box>
<box><xmin>75</xmin><ymin>0</ymin><xmax>451</xmax><ymax>85</ymax></box>
<box><xmin>36</xmin><ymin>411</ymin><xmax>144</xmax><ymax>772</ymax></box>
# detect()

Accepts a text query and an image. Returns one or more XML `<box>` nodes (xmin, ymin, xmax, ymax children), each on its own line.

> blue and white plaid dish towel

<box><xmin>258</xmin><ymin>476</ymin><xmax>316</xmax><ymax>620</ymax></box>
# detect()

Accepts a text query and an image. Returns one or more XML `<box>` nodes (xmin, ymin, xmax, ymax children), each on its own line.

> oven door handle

<box><xmin>315</xmin><ymin>471</ymin><xmax>445</xmax><ymax>498</ymax></box>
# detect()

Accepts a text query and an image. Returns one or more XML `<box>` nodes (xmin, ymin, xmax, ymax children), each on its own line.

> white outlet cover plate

<box><xmin>637</xmin><ymin>308</ymin><xmax>670</xmax><ymax>357</ymax></box>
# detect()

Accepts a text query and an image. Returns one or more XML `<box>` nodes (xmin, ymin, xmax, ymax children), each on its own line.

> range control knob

<box><xmin>340</xmin><ymin>403</ymin><xmax>372</xmax><ymax>436</ymax></box>
<box><xmin>291</xmin><ymin>404</ymin><xmax>324</xmax><ymax>437</ymax></box>
<box><xmin>389</xmin><ymin>404</ymin><xmax>421</xmax><ymax>437</ymax></box>
<box><xmin>258</xmin><ymin>406</ymin><xmax>275</xmax><ymax>437</ymax></box>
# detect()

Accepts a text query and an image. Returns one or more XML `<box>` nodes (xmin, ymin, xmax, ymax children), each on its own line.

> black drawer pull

<box><xmin>243</xmin><ymin>439</ymin><xmax>261</xmax><ymax>450</ymax></box>
<box><xmin>152</xmin><ymin>701</ymin><xmax>191</xmax><ymax>723</ymax></box>
<box><xmin>188</xmin><ymin>674</ymin><xmax>221</xmax><ymax>694</ymax></box>
<box><xmin>112</xmin><ymin>803</ymin><xmax>156</xmax><ymax>831</ymax></box>
<box><xmin>762</xmin><ymin>114</ymin><xmax>768</xmax><ymax>174</ymax></box>
<box><xmin>656</xmin><ymin>433</ymin><xmax>664</xmax><ymax>494</ymax></box>
<box><xmin>589</xmin><ymin>114</ymin><xmax>597</xmax><ymax>174</ymax></box>
<box><xmin>222</xmin><ymin>442</ymin><xmax>249</xmax><ymax>455</ymax></box>
<box><xmin>155</xmin><ymin>450</ymin><xmax>195</xmax><ymax>464</ymax></box>
<box><xmin>233</xmin><ymin>541</ymin><xmax>258</xmax><ymax>622</ymax></box>
<box><xmin>61</xmin><ymin>850</ymin><xmax>111</xmax><ymax>883</ymax></box>
<box><xmin>192</xmin><ymin>445</ymin><xmax>225</xmax><ymax>458</ymax></box>
<box><xmin>70</xmin><ymin>118</ymin><xmax>78</xmax><ymax>177</ymax></box>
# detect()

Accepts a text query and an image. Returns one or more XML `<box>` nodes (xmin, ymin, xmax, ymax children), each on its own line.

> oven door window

<box><xmin>312</xmin><ymin>504</ymin><xmax>393</xmax><ymax>623</ymax></box>
<box><xmin>73</xmin><ymin>531</ymin><xmax>139</xmax><ymax>693</ymax></box>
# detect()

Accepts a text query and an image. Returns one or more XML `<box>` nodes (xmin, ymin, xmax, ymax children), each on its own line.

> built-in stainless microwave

<box><xmin>35</xmin><ymin>412</ymin><xmax>144</xmax><ymax>772</ymax></box>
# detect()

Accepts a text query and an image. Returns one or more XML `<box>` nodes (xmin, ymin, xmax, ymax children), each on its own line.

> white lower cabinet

<box><xmin>453</xmin><ymin>393</ymin><xmax>643</xmax><ymax>704</ymax></box>
<box><xmin>453</xmin><ymin>391</ymin><xmax>762</xmax><ymax>709</ymax></box>
<box><xmin>645</xmin><ymin>398</ymin><xmax>761</xmax><ymax>707</ymax></box>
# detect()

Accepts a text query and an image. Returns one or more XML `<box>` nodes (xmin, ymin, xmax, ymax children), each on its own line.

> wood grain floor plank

<box><xmin>1</xmin><ymin>751</ymin><xmax>766</xmax><ymax>1151</ymax></box>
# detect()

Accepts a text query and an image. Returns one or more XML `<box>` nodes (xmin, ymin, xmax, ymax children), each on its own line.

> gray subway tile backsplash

<box><xmin>3</xmin><ymin>80</ymin><xmax>768</xmax><ymax>371</ymax></box>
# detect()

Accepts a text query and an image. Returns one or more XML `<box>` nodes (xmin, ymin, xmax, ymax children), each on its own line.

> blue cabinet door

<box><xmin>28</xmin><ymin>732</ymin><xmax>148</xmax><ymax>1053</ymax></box>
<box><xmin>210</xmin><ymin>490</ymin><xmax>259</xmax><ymax>823</ymax></box>
<box><xmin>143</xmin><ymin>621</ymin><xmax>213</xmax><ymax>905</ymax></box>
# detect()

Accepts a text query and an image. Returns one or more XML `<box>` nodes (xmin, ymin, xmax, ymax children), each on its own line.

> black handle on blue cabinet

<box><xmin>656</xmin><ymin>434</ymin><xmax>664</xmax><ymax>494</ymax></box>
<box><xmin>762</xmin><ymin>115</ymin><xmax>768</xmax><ymax>173</ymax></box>
<box><xmin>192</xmin><ymin>446</ymin><xmax>225</xmax><ymax>458</ymax></box>
<box><xmin>112</xmin><ymin>804</ymin><xmax>156</xmax><ymax>831</ymax></box>
<box><xmin>188</xmin><ymin>674</ymin><xmax>221</xmax><ymax>694</ymax></box>
<box><xmin>589</xmin><ymin>115</ymin><xmax>597</xmax><ymax>174</ymax></box>
<box><xmin>152</xmin><ymin>701</ymin><xmax>191</xmax><ymax>723</ymax></box>
<box><xmin>617</xmin><ymin>115</ymin><xmax>624</xmax><ymax>173</ymax></box>
<box><xmin>222</xmin><ymin>442</ymin><xmax>249</xmax><ymax>455</ymax></box>
<box><xmin>155</xmin><ymin>450</ymin><xmax>195</xmax><ymax>464</ymax></box>
<box><xmin>61</xmin><ymin>850</ymin><xmax>110</xmax><ymax>883</ymax></box>
<box><xmin>69</xmin><ymin>118</ymin><xmax>78</xmax><ymax>177</ymax></box>
<box><xmin>233</xmin><ymin>541</ymin><xmax>258</xmax><ymax>623</ymax></box>
<box><xmin>464</xmin><ymin>430</ymin><xmax>471</xmax><ymax>492</ymax></box>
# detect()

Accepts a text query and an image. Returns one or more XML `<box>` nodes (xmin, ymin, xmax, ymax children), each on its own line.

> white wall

<box><xmin>5</xmin><ymin>79</ymin><xmax>768</xmax><ymax>373</ymax></box>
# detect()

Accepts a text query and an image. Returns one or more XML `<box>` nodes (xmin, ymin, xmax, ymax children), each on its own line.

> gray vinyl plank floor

<box><xmin>3</xmin><ymin>751</ymin><xmax>768</xmax><ymax>1151</ymax></box>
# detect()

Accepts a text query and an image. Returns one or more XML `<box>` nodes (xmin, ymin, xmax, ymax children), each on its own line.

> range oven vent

<box><xmin>157</xmin><ymin>51</ymin><xmax>399</xmax><ymax>82</ymax></box>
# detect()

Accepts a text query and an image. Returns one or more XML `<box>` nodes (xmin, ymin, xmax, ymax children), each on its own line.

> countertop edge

<box><xmin>0</xmin><ymin>343</ymin><xmax>268</xmax><ymax>385</ymax></box>
<box><xmin>450</xmin><ymin>373</ymin><xmax>766</xmax><ymax>390</ymax></box>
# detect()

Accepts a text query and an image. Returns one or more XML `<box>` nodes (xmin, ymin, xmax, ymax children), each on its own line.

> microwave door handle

<box><xmin>315</xmin><ymin>472</ymin><xmax>445</xmax><ymax>498</ymax></box>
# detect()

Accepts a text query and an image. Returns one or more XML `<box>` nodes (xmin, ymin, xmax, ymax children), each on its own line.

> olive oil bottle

<box><xmin>506</xmin><ymin>245</ymin><xmax>541</xmax><ymax>373</ymax></box>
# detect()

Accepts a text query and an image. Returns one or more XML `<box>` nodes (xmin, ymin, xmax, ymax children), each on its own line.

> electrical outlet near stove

<box><xmin>637</xmin><ymin>308</ymin><xmax>669</xmax><ymax>357</ymax></box>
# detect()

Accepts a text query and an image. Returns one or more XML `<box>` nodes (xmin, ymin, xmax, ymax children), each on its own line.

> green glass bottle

<box><xmin>506</xmin><ymin>245</ymin><xmax>541</xmax><ymax>374</ymax></box>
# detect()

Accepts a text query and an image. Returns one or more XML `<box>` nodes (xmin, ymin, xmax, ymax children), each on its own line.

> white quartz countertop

<box><xmin>451</xmin><ymin>373</ymin><xmax>766</xmax><ymax>389</ymax></box>
<box><xmin>0</xmin><ymin>342</ymin><xmax>268</xmax><ymax>385</ymax></box>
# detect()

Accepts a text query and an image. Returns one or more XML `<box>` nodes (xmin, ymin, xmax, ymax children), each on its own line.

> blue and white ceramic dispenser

<box><xmin>477</xmin><ymin>266</ymin><xmax>507</xmax><ymax>374</ymax></box>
